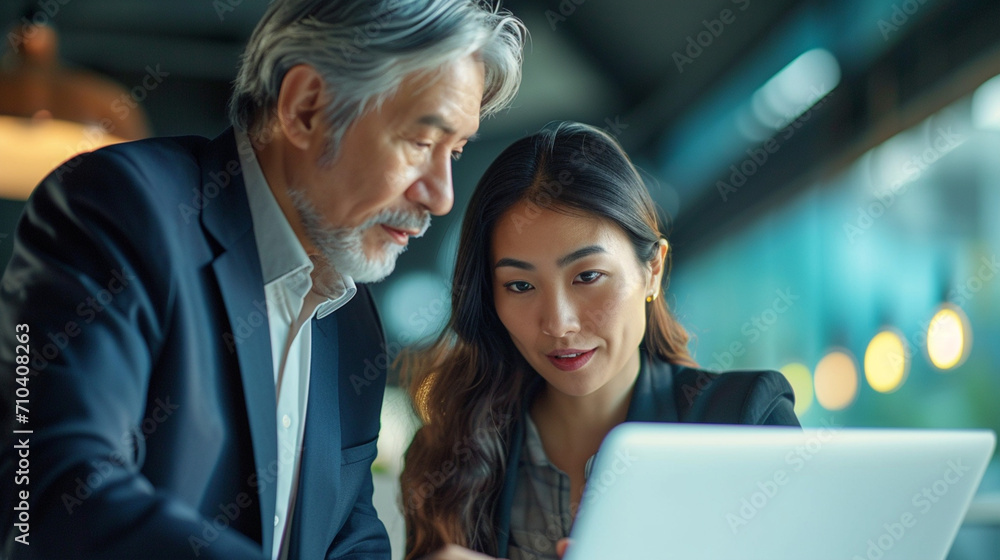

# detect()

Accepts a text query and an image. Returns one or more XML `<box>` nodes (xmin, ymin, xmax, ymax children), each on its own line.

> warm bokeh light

<box><xmin>814</xmin><ymin>350</ymin><xmax>858</xmax><ymax>410</ymax></box>
<box><xmin>864</xmin><ymin>330</ymin><xmax>909</xmax><ymax>393</ymax></box>
<box><xmin>927</xmin><ymin>304</ymin><xmax>972</xmax><ymax>370</ymax></box>
<box><xmin>779</xmin><ymin>362</ymin><xmax>814</xmax><ymax>416</ymax></box>
<box><xmin>0</xmin><ymin>116</ymin><xmax>126</xmax><ymax>199</ymax></box>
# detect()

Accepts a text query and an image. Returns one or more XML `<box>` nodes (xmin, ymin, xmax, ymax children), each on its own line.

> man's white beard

<box><xmin>287</xmin><ymin>189</ymin><xmax>430</xmax><ymax>283</ymax></box>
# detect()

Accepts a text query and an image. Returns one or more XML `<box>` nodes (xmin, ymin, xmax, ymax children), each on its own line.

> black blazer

<box><xmin>494</xmin><ymin>351</ymin><xmax>799</xmax><ymax>557</ymax></box>
<box><xmin>0</xmin><ymin>130</ymin><xmax>390</xmax><ymax>559</ymax></box>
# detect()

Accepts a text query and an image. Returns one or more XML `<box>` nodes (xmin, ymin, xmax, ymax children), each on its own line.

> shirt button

<box><xmin>282</xmin><ymin>414</ymin><xmax>291</xmax><ymax>429</ymax></box>
<box><xmin>274</xmin><ymin>515</ymin><xmax>280</xmax><ymax>527</ymax></box>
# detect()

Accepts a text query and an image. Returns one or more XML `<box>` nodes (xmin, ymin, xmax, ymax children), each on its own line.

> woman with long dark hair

<box><xmin>400</xmin><ymin>122</ymin><xmax>799</xmax><ymax>560</ymax></box>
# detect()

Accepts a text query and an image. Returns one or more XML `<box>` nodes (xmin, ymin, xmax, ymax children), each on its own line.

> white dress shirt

<box><xmin>236</xmin><ymin>129</ymin><xmax>357</xmax><ymax>560</ymax></box>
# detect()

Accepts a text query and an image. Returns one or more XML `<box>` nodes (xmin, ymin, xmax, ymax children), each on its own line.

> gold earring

<box><xmin>646</xmin><ymin>292</ymin><xmax>658</xmax><ymax>303</ymax></box>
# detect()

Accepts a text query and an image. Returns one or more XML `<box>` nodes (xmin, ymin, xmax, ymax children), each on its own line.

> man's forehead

<box><xmin>417</xmin><ymin>114</ymin><xmax>456</xmax><ymax>135</ymax></box>
<box><xmin>415</xmin><ymin>114</ymin><xmax>480</xmax><ymax>141</ymax></box>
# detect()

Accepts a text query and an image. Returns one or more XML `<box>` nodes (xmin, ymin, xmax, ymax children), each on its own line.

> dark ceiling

<box><xmin>2</xmin><ymin>0</ymin><xmax>999</xmax><ymax>258</ymax></box>
<box><xmin>4</xmin><ymin>0</ymin><xmax>1000</xmax><ymax>365</ymax></box>
<box><xmin>1</xmin><ymin>0</ymin><xmax>807</xmax><ymax>145</ymax></box>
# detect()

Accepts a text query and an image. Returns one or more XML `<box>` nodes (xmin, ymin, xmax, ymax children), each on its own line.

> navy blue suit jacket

<box><xmin>0</xmin><ymin>130</ymin><xmax>390</xmax><ymax>559</ymax></box>
<box><xmin>494</xmin><ymin>351</ymin><xmax>799</xmax><ymax>556</ymax></box>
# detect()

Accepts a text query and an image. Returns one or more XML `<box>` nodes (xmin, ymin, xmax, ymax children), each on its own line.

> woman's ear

<box><xmin>647</xmin><ymin>238</ymin><xmax>669</xmax><ymax>297</ymax></box>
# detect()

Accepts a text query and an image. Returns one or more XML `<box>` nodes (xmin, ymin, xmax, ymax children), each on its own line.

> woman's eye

<box><xmin>576</xmin><ymin>271</ymin><xmax>603</xmax><ymax>284</ymax></box>
<box><xmin>504</xmin><ymin>281</ymin><xmax>533</xmax><ymax>293</ymax></box>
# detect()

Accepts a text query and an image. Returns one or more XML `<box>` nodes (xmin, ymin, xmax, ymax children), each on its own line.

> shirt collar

<box><xmin>524</xmin><ymin>409</ymin><xmax>596</xmax><ymax>481</ymax></box>
<box><xmin>313</xmin><ymin>262</ymin><xmax>357</xmax><ymax>319</ymax></box>
<box><xmin>523</xmin><ymin>413</ymin><xmax>553</xmax><ymax>468</ymax></box>
<box><xmin>235</xmin><ymin>128</ymin><xmax>356</xmax><ymax>315</ymax></box>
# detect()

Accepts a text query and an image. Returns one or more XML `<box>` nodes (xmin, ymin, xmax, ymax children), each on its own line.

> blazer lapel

<box><xmin>495</xmin><ymin>412</ymin><xmax>523</xmax><ymax>557</ymax></box>
<box><xmin>625</xmin><ymin>350</ymin><xmax>679</xmax><ymax>423</ymax></box>
<box><xmin>289</xmin><ymin>316</ymin><xmax>341</xmax><ymax>559</ymax></box>
<box><xmin>495</xmin><ymin>374</ymin><xmax>545</xmax><ymax>557</ymax></box>
<box><xmin>201</xmin><ymin>129</ymin><xmax>278</xmax><ymax>554</ymax></box>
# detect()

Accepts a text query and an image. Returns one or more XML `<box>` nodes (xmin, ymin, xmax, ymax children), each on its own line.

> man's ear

<box><xmin>275</xmin><ymin>64</ymin><xmax>328</xmax><ymax>151</ymax></box>
<box><xmin>647</xmin><ymin>238</ymin><xmax>669</xmax><ymax>296</ymax></box>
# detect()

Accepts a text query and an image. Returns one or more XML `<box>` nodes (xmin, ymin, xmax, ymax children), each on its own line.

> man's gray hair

<box><xmin>229</xmin><ymin>0</ymin><xmax>525</xmax><ymax>153</ymax></box>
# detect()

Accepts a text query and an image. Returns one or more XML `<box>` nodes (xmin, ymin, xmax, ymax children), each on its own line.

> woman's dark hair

<box><xmin>400</xmin><ymin>122</ymin><xmax>696</xmax><ymax>557</ymax></box>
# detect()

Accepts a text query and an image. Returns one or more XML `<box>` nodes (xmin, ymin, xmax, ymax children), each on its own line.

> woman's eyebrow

<box><xmin>495</xmin><ymin>257</ymin><xmax>533</xmax><ymax>271</ymax></box>
<box><xmin>556</xmin><ymin>245</ymin><xmax>607</xmax><ymax>267</ymax></box>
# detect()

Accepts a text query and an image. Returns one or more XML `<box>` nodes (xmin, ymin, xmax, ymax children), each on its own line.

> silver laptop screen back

<box><xmin>566</xmin><ymin>424</ymin><xmax>995</xmax><ymax>560</ymax></box>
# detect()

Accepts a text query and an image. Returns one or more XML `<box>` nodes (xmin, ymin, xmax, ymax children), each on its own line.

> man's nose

<box><xmin>406</xmin><ymin>150</ymin><xmax>454</xmax><ymax>216</ymax></box>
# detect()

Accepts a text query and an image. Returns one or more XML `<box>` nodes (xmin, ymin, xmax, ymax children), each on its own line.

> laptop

<box><xmin>565</xmin><ymin>424</ymin><xmax>996</xmax><ymax>560</ymax></box>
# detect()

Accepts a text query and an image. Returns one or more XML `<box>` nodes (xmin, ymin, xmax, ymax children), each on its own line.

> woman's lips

<box><xmin>546</xmin><ymin>348</ymin><xmax>596</xmax><ymax>371</ymax></box>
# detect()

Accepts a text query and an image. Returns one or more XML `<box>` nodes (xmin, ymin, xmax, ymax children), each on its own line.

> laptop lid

<box><xmin>565</xmin><ymin>424</ymin><xmax>995</xmax><ymax>560</ymax></box>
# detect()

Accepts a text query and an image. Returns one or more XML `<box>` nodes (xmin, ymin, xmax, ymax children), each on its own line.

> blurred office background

<box><xmin>2</xmin><ymin>0</ymin><xmax>999</xmax><ymax>557</ymax></box>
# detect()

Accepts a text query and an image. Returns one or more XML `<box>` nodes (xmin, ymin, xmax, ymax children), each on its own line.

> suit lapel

<box><xmin>496</xmin><ymin>411</ymin><xmax>523</xmax><ymax>557</ymax></box>
<box><xmin>290</xmin><ymin>317</ymin><xmax>341</xmax><ymax>559</ymax></box>
<box><xmin>201</xmin><ymin>129</ymin><xmax>277</xmax><ymax>554</ymax></box>
<box><xmin>625</xmin><ymin>351</ymin><xmax>679</xmax><ymax>423</ymax></box>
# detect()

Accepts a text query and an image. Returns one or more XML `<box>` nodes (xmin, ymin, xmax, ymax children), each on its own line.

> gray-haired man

<box><xmin>0</xmin><ymin>1</ymin><xmax>524</xmax><ymax>558</ymax></box>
